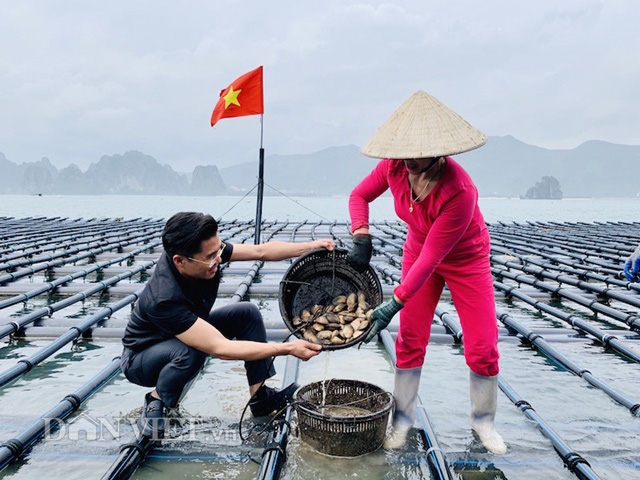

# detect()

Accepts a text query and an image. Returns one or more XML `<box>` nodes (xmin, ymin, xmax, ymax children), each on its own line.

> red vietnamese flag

<box><xmin>210</xmin><ymin>66</ymin><xmax>264</xmax><ymax>127</ymax></box>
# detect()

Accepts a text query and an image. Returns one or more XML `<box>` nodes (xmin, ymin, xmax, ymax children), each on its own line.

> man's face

<box><xmin>179</xmin><ymin>234</ymin><xmax>224</xmax><ymax>280</ymax></box>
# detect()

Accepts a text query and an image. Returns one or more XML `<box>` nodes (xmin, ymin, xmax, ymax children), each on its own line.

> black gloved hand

<box><xmin>347</xmin><ymin>234</ymin><xmax>373</xmax><ymax>272</ymax></box>
<box><xmin>362</xmin><ymin>296</ymin><xmax>404</xmax><ymax>343</ymax></box>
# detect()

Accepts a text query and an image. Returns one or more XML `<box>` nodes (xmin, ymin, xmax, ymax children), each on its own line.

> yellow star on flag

<box><xmin>210</xmin><ymin>66</ymin><xmax>263</xmax><ymax>127</ymax></box>
<box><xmin>223</xmin><ymin>86</ymin><xmax>242</xmax><ymax>109</ymax></box>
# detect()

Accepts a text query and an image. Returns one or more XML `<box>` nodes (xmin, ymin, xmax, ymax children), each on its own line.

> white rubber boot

<box><xmin>384</xmin><ymin>367</ymin><xmax>421</xmax><ymax>449</ymax></box>
<box><xmin>470</xmin><ymin>371</ymin><xmax>507</xmax><ymax>454</ymax></box>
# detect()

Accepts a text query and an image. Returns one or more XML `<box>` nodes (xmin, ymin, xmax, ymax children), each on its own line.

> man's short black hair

<box><xmin>162</xmin><ymin>212</ymin><xmax>219</xmax><ymax>258</ymax></box>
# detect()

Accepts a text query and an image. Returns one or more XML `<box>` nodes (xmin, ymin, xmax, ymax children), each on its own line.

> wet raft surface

<box><xmin>0</xmin><ymin>217</ymin><xmax>639</xmax><ymax>479</ymax></box>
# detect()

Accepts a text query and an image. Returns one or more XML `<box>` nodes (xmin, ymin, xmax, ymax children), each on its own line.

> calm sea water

<box><xmin>1</xmin><ymin>194</ymin><xmax>639</xmax><ymax>223</ymax></box>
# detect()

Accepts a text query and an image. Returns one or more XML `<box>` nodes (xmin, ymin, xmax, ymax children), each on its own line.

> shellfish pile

<box><xmin>292</xmin><ymin>292</ymin><xmax>375</xmax><ymax>346</ymax></box>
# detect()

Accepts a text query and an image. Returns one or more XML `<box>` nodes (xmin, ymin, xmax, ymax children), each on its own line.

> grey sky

<box><xmin>1</xmin><ymin>1</ymin><xmax>638</xmax><ymax>171</ymax></box>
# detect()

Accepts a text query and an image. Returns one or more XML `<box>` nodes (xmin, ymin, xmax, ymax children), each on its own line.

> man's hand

<box><xmin>311</xmin><ymin>239</ymin><xmax>336</xmax><ymax>251</ymax></box>
<box><xmin>347</xmin><ymin>234</ymin><xmax>373</xmax><ymax>272</ymax></box>
<box><xmin>288</xmin><ymin>339</ymin><xmax>323</xmax><ymax>360</ymax></box>
<box><xmin>624</xmin><ymin>243</ymin><xmax>640</xmax><ymax>283</ymax></box>
<box><xmin>363</xmin><ymin>296</ymin><xmax>404</xmax><ymax>343</ymax></box>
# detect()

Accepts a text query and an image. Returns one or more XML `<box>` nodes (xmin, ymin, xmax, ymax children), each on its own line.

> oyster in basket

<box><xmin>292</xmin><ymin>291</ymin><xmax>375</xmax><ymax>346</ymax></box>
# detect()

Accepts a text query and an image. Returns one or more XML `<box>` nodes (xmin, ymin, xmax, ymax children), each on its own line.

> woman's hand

<box><xmin>362</xmin><ymin>296</ymin><xmax>404</xmax><ymax>343</ymax></box>
<box><xmin>347</xmin><ymin>234</ymin><xmax>373</xmax><ymax>272</ymax></box>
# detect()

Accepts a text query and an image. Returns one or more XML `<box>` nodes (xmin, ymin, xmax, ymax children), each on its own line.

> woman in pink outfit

<box><xmin>347</xmin><ymin>91</ymin><xmax>506</xmax><ymax>453</ymax></box>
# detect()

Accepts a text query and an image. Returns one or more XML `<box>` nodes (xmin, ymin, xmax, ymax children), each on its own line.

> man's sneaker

<box><xmin>138</xmin><ymin>392</ymin><xmax>166</xmax><ymax>438</ymax></box>
<box><xmin>249</xmin><ymin>383</ymin><xmax>299</xmax><ymax>417</ymax></box>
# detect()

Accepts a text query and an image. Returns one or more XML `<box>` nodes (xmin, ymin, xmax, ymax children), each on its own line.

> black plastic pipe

<box><xmin>498</xmin><ymin>378</ymin><xmax>602</xmax><ymax>480</ymax></box>
<box><xmin>0</xmin><ymin>261</ymin><xmax>155</xmax><ymax>341</ymax></box>
<box><xmin>492</xmin><ymin>281</ymin><xmax>640</xmax><ymax>363</ymax></box>
<box><xmin>255</xmin><ymin>355</ymin><xmax>300</xmax><ymax>480</ymax></box>
<box><xmin>0</xmin><ymin>292</ymin><xmax>143</xmax><ymax>388</ymax></box>
<box><xmin>0</xmin><ymin>357</ymin><xmax>121</xmax><ymax>471</ymax></box>
<box><xmin>492</xmin><ymin>267</ymin><xmax>640</xmax><ymax>330</ymax></box>
<box><xmin>0</xmin><ymin>218</ymin><xmax>143</xmax><ymax>253</ymax></box>
<box><xmin>0</xmin><ymin>229</ymin><xmax>156</xmax><ymax>273</ymax></box>
<box><xmin>490</xmin><ymin>237</ymin><xmax>621</xmax><ymax>276</ymax></box>
<box><xmin>494</xmin><ymin>299</ymin><xmax>640</xmax><ymax>416</ymax></box>
<box><xmin>0</xmin><ymin>241</ymin><xmax>161</xmax><ymax>310</ymax></box>
<box><xmin>0</xmin><ymin>221</ymin><xmax>162</xmax><ymax>262</ymax></box>
<box><xmin>492</xmin><ymin>256</ymin><xmax>640</xmax><ymax>309</ymax></box>
<box><xmin>0</xmin><ymin>229</ymin><xmax>160</xmax><ymax>284</ymax></box>
<box><xmin>380</xmin><ymin>329</ymin><xmax>455</xmax><ymax>480</ymax></box>
<box><xmin>490</xmin><ymin>244</ymin><xmax>640</xmax><ymax>294</ymax></box>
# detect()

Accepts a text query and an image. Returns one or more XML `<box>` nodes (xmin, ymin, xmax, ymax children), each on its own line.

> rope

<box><xmin>300</xmin><ymin>391</ymin><xmax>393</xmax><ymax>411</ymax></box>
<box><xmin>216</xmin><ymin>183</ymin><xmax>259</xmax><ymax>222</ymax></box>
<box><xmin>237</xmin><ymin>331</ymin><xmax>298</xmax><ymax>443</ymax></box>
<box><xmin>262</xmin><ymin>180</ymin><xmax>351</xmax><ymax>236</ymax></box>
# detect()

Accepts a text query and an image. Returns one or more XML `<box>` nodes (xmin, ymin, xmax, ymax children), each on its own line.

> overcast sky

<box><xmin>1</xmin><ymin>1</ymin><xmax>638</xmax><ymax>171</ymax></box>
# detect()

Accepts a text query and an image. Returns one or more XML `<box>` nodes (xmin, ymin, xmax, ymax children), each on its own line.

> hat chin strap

<box><xmin>404</xmin><ymin>157</ymin><xmax>440</xmax><ymax>174</ymax></box>
<box><xmin>419</xmin><ymin>157</ymin><xmax>440</xmax><ymax>174</ymax></box>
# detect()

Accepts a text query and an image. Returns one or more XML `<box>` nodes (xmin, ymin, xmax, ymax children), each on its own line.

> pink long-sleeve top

<box><xmin>349</xmin><ymin>157</ymin><xmax>490</xmax><ymax>303</ymax></box>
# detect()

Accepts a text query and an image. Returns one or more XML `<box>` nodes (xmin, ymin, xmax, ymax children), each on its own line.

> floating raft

<box><xmin>0</xmin><ymin>217</ymin><xmax>639</xmax><ymax>480</ymax></box>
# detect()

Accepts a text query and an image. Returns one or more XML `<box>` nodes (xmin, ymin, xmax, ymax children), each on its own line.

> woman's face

<box><xmin>403</xmin><ymin>157</ymin><xmax>438</xmax><ymax>175</ymax></box>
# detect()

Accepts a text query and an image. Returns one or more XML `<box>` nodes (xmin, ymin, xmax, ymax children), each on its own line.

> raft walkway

<box><xmin>0</xmin><ymin>217</ymin><xmax>639</xmax><ymax>480</ymax></box>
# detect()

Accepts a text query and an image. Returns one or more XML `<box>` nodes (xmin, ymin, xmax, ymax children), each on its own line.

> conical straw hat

<box><xmin>361</xmin><ymin>91</ymin><xmax>487</xmax><ymax>159</ymax></box>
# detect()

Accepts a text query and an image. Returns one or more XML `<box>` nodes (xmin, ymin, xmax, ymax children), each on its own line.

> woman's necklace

<box><xmin>408</xmin><ymin>158</ymin><xmax>443</xmax><ymax>212</ymax></box>
<box><xmin>409</xmin><ymin>176</ymin><xmax>432</xmax><ymax>213</ymax></box>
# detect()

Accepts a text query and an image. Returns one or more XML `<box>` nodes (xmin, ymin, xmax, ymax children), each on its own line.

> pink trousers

<box><xmin>395</xmin><ymin>247</ymin><xmax>500</xmax><ymax>376</ymax></box>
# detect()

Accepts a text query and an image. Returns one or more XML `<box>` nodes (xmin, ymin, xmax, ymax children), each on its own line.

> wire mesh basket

<box><xmin>294</xmin><ymin>379</ymin><xmax>394</xmax><ymax>457</ymax></box>
<box><xmin>279</xmin><ymin>248</ymin><xmax>383</xmax><ymax>350</ymax></box>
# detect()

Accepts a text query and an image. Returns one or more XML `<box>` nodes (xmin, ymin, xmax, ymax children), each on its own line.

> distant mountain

<box><xmin>522</xmin><ymin>176</ymin><xmax>563</xmax><ymax>199</ymax></box>
<box><xmin>0</xmin><ymin>152</ymin><xmax>20</xmax><ymax>193</ymax></box>
<box><xmin>220</xmin><ymin>145</ymin><xmax>380</xmax><ymax>196</ymax></box>
<box><xmin>83</xmin><ymin>151</ymin><xmax>190</xmax><ymax>195</ymax></box>
<box><xmin>190</xmin><ymin>165</ymin><xmax>227</xmax><ymax>196</ymax></box>
<box><xmin>0</xmin><ymin>153</ymin><xmax>59</xmax><ymax>195</ymax></box>
<box><xmin>220</xmin><ymin>137</ymin><xmax>640</xmax><ymax>198</ymax></box>
<box><xmin>1</xmin><ymin>137</ymin><xmax>638</xmax><ymax>196</ymax></box>
<box><xmin>56</xmin><ymin>163</ymin><xmax>87</xmax><ymax>194</ymax></box>
<box><xmin>21</xmin><ymin>157</ymin><xmax>58</xmax><ymax>195</ymax></box>
<box><xmin>0</xmin><ymin>151</ymin><xmax>227</xmax><ymax>196</ymax></box>
<box><xmin>457</xmin><ymin>136</ymin><xmax>640</xmax><ymax>197</ymax></box>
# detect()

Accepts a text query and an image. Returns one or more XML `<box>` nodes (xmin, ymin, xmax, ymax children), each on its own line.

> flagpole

<box><xmin>254</xmin><ymin>114</ymin><xmax>265</xmax><ymax>244</ymax></box>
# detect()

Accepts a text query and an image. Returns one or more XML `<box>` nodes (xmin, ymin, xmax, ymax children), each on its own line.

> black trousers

<box><xmin>120</xmin><ymin>302</ymin><xmax>276</xmax><ymax>408</ymax></box>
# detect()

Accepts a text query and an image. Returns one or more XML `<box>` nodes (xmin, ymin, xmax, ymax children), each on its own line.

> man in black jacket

<box><xmin>121</xmin><ymin>212</ymin><xmax>333</xmax><ymax>436</ymax></box>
